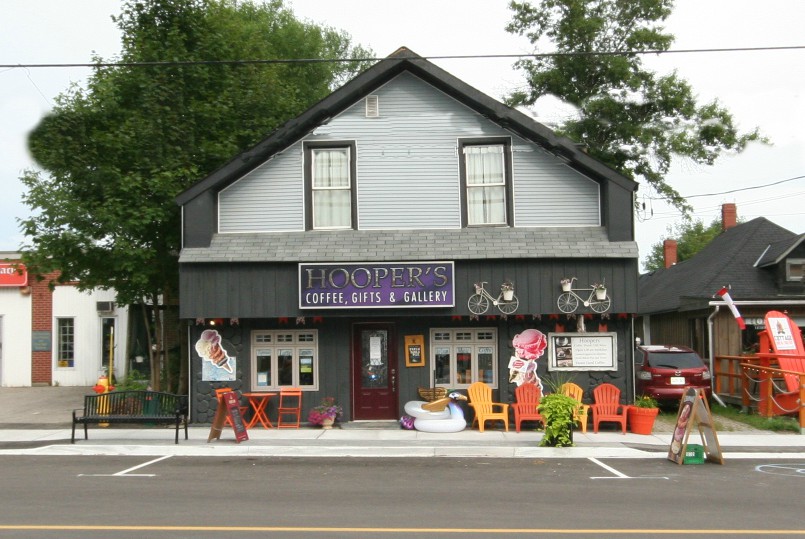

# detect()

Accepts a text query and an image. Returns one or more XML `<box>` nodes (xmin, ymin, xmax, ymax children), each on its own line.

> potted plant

<box><xmin>501</xmin><ymin>280</ymin><xmax>514</xmax><ymax>301</ymax></box>
<box><xmin>592</xmin><ymin>281</ymin><xmax>607</xmax><ymax>300</ymax></box>
<box><xmin>537</xmin><ymin>393</ymin><xmax>578</xmax><ymax>447</ymax></box>
<box><xmin>308</xmin><ymin>396</ymin><xmax>342</xmax><ymax>429</ymax></box>
<box><xmin>560</xmin><ymin>277</ymin><xmax>575</xmax><ymax>292</ymax></box>
<box><xmin>628</xmin><ymin>395</ymin><xmax>659</xmax><ymax>435</ymax></box>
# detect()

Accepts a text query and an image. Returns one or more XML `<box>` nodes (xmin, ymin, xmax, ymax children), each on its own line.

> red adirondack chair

<box><xmin>512</xmin><ymin>383</ymin><xmax>543</xmax><ymax>432</ymax></box>
<box><xmin>591</xmin><ymin>383</ymin><xmax>628</xmax><ymax>434</ymax></box>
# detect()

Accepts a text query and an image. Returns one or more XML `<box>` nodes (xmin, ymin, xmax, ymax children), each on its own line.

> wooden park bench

<box><xmin>72</xmin><ymin>390</ymin><xmax>189</xmax><ymax>444</ymax></box>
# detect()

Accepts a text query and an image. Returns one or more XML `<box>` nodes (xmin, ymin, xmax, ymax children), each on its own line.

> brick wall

<box><xmin>30</xmin><ymin>271</ymin><xmax>59</xmax><ymax>385</ymax></box>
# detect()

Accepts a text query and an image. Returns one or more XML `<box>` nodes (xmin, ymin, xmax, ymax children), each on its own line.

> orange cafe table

<box><xmin>242</xmin><ymin>392</ymin><xmax>276</xmax><ymax>429</ymax></box>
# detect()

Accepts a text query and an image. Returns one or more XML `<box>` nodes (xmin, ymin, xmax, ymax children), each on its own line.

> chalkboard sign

<box><xmin>667</xmin><ymin>388</ymin><xmax>723</xmax><ymax>465</ymax></box>
<box><xmin>207</xmin><ymin>391</ymin><xmax>249</xmax><ymax>443</ymax></box>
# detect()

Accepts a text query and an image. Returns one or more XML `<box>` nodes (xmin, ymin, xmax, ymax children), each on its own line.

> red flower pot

<box><xmin>628</xmin><ymin>406</ymin><xmax>659</xmax><ymax>435</ymax></box>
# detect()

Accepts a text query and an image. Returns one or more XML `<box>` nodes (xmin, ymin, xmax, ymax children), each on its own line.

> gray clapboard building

<box><xmin>176</xmin><ymin>48</ymin><xmax>640</xmax><ymax>424</ymax></box>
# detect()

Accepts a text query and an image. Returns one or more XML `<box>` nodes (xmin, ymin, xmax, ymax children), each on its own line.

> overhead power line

<box><xmin>647</xmin><ymin>174</ymin><xmax>805</xmax><ymax>200</ymax></box>
<box><xmin>2</xmin><ymin>45</ymin><xmax>805</xmax><ymax>69</ymax></box>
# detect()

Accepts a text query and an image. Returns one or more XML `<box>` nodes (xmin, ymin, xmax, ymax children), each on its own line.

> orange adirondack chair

<box><xmin>591</xmin><ymin>383</ymin><xmax>628</xmax><ymax>434</ymax></box>
<box><xmin>559</xmin><ymin>382</ymin><xmax>590</xmax><ymax>433</ymax></box>
<box><xmin>468</xmin><ymin>382</ymin><xmax>509</xmax><ymax>432</ymax></box>
<box><xmin>512</xmin><ymin>383</ymin><xmax>543</xmax><ymax>432</ymax></box>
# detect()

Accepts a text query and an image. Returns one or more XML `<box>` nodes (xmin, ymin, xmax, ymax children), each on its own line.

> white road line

<box><xmin>589</xmin><ymin>457</ymin><xmax>669</xmax><ymax>480</ymax></box>
<box><xmin>78</xmin><ymin>455</ymin><xmax>172</xmax><ymax>477</ymax></box>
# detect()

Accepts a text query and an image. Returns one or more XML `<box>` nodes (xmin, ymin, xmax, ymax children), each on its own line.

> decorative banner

<box><xmin>0</xmin><ymin>263</ymin><xmax>28</xmax><ymax>287</ymax></box>
<box><xmin>299</xmin><ymin>261</ymin><xmax>454</xmax><ymax>309</ymax></box>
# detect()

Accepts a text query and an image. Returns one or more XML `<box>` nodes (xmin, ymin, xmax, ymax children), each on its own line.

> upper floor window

<box><xmin>786</xmin><ymin>258</ymin><xmax>804</xmax><ymax>281</ymax></box>
<box><xmin>459</xmin><ymin>138</ymin><xmax>513</xmax><ymax>227</ymax></box>
<box><xmin>304</xmin><ymin>141</ymin><xmax>357</xmax><ymax>230</ymax></box>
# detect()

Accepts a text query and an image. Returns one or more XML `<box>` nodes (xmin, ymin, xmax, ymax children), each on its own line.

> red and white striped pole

<box><xmin>714</xmin><ymin>286</ymin><xmax>746</xmax><ymax>329</ymax></box>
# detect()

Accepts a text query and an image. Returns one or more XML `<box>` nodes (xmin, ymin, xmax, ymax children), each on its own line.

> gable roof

<box><xmin>175</xmin><ymin>47</ymin><xmax>636</xmax><ymax>206</ymax></box>
<box><xmin>755</xmin><ymin>234</ymin><xmax>805</xmax><ymax>267</ymax></box>
<box><xmin>639</xmin><ymin>218</ymin><xmax>799</xmax><ymax>314</ymax></box>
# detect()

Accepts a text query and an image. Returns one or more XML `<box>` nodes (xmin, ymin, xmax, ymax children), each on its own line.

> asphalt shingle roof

<box><xmin>638</xmin><ymin>217</ymin><xmax>798</xmax><ymax>314</ymax></box>
<box><xmin>178</xmin><ymin>227</ymin><xmax>638</xmax><ymax>263</ymax></box>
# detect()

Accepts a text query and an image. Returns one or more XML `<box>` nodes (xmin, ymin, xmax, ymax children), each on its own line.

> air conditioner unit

<box><xmin>96</xmin><ymin>301</ymin><xmax>114</xmax><ymax>314</ymax></box>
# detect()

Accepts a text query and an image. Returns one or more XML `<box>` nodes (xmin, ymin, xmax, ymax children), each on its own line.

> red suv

<box><xmin>635</xmin><ymin>345</ymin><xmax>711</xmax><ymax>402</ymax></box>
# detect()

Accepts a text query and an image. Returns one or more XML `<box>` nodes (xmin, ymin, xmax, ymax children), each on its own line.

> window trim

<box><xmin>56</xmin><ymin>317</ymin><xmax>75</xmax><ymax>369</ymax></box>
<box><xmin>785</xmin><ymin>258</ymin><xmax>804</xmax><ymax>282</ymax></box>
<box><xmin>303</xmin><ymin>141</ymin><xmax>358</xmax><ymax>230</ymax></box>
<box><xmin>250</xmin><ymin>329</ymin><xmax>319</xmax><ymax>391</ymax></box>
<box><xmin>458</xmin><ymin>137</ymin><xmax>513</xmax><ymax>227</ymax></box>
<box><xmin>430</xmin><ymin>328</ymin><xmax>498</xmax><ymax>389</ymax></box>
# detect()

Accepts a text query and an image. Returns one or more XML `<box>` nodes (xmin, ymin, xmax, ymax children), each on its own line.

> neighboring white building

<box><xmin>0</xmin><ymin>252</ymin><xmax>129</xmax><ymax>387</ymax></box>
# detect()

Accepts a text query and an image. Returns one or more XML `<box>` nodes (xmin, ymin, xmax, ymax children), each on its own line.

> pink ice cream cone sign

<box><xmin>195</xmin><ymin>329</ymin><xmax>233</xmax><ymax>373</ymax></box>
<box><xmin>508</xmin><ymin>329</ymin><xmax>547</xmax><ymax>389</ymax></box>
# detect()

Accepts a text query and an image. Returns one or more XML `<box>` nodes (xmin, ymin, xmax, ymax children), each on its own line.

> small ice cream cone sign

<box><xmin>195</xmin><ymin>329</ymin><xmax>234</xmax><ymax>373</ymax></box>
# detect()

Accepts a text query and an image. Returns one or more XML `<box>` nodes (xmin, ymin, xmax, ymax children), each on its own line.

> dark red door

<box><xmin>352</xmin><ymin>323</ymin><xmax>398</xmax><ymax>420</ymax></box>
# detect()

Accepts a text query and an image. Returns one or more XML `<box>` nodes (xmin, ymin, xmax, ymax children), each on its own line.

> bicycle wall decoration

<box><xmin>468</xmin><ymin>281</ymin><xmax>519</xmax><ymax>315</ymax></box>
<box><xmin>557</xmin><ymin>277</ymin><xmax>611</xmax><ymax>314</ymax></box>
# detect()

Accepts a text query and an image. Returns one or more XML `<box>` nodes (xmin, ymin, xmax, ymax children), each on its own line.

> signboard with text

<box><xmin>299</xmin><ymin>261</ymin><xmax>454</xmax><ymax>309</ymax></box>
<box><xmin>0</xmin><ymin>263</ymin><xmax>27</xmax><ymax>287</ymax></box>
<box><xmin>547</xmin><ymin>333</ymin><xmax>618</xmax><ymax>371</ymax></box>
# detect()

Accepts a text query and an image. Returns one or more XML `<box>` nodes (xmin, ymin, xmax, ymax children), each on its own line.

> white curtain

<box><xmin>312</xmin><ymin>148</ymin><xmax>351</xmax><ymax>228</ymax></box>
<box><xmin>465</xmin><ymin>145</ymin><xmax>505</xmax><ymax>225</ymax></box>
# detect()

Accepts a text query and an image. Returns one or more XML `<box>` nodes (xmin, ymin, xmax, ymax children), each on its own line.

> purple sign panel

<box><xmin>299</xmin><ymin>261</ymin><xmax>455</xmax><ymax>309</ymax></box>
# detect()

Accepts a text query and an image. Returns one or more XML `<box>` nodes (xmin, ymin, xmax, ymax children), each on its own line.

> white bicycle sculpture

<box><xmin>557</xmin><ymin>278</ymin><xmax>611</xmax><ymax>314</ymax></box>
<box><xmin>468</xmin><ymin>282</ymin><xmax>519</xmax><ymax>315</ymax></box>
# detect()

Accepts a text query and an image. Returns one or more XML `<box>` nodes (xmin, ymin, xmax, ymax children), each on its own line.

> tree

<box><xmin>19</xmin><ymin>0</ymin><xmax>372</xmax><ymax>391</ymax></box>
<box><xmin>643</xmin><ymin>217</ymin><xmax>725</xmax><ymax>271</ymax></box>
<box><xmin>505</xmin><ymin>0</ymin><xmax>764</xmax><ymax>212</ymax></box>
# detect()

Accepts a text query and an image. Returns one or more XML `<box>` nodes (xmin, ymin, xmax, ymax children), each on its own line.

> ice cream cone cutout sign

<box><xmin>508</xmin><ymin>328</ymin><xmax>547</xmax><ymax>392</ymax></box>
<box><xmin>195</xmin><ymin>329</ymin><xmax>233</xmax><ymax>373</ymax></box>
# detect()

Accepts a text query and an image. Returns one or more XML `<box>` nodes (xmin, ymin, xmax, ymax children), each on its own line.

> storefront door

<box><xmin>352</xmin><ymin>323</ymin><xmax>398</xmax><ymax>420</ymax></box>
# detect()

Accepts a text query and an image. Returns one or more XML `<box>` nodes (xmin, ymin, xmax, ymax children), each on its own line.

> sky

<box><xmin>1</xmin><ymin>0</ymin><xmax>803</xmax><ymax>270</ymax></box>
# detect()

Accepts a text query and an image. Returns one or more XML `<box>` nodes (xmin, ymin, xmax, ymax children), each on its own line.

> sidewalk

<box><xmin>1</xmin><ymin>386</ymin><xmax>802</xmax><ymax>459</ymax></box>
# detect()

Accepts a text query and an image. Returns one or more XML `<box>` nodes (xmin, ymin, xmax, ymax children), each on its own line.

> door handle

<box><xmin>391</xmin><ymin>368</ymin><xmax>396</xmax><ymax>393</ymax></box>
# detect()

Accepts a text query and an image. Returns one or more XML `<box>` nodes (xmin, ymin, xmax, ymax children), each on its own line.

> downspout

<box><xmin>707</xmin><ymin>306</ymin><xmax>726</xmax><ymax>407</ymax></box>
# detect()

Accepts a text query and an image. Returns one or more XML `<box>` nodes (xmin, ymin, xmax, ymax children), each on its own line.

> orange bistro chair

<box><xmin>591</xmin><ymin>383</ymin><xmax>629</xmax><ymax>434</ymax></box>
<box><xmin>214</xmin><ymin>387</ymin><xmax>249</xmax><ymax>428</ymax></box>
<box><xmin>468</xmin><ymin>381</ymin><xmax>509</xmax><ymax>432</ymax></box>
<box><xmin>512</xmin><ymin>383</ymin><xmax>543</xmax><ymax>432</ymax></box>
<box><xmin>277</xmin><ymin>387</ymin><xmax>303</xmax><ymax>429</ymax></box>
<box><xmin>560</xmin><ymin>382</ymin><xmax>590</xmax><ymax>433</ymax></box>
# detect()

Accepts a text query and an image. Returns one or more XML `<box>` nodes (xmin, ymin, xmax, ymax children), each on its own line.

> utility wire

<box><xmin>646</xmin><ymin>174</ymin><xmax>805</xmax><ymax>201</ymax></box>
<box><xmin>2</xmin><ymin>45</ymin><xmax>805</xmax><ymax>69</ymax></box>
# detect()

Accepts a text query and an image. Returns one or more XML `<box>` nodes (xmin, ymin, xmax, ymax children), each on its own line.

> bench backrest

<box><xmin>84</xmin><ymin>391</ymin><xmax>187</xmax><ymax>417</ymax></box>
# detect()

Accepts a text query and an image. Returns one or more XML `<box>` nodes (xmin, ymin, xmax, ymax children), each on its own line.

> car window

<box><xmin>646</xmin><ymin>352</ymin><xmax>704</xmax><ymax>369</ymax></box>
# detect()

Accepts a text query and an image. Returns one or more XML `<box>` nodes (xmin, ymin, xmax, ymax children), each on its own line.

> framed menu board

<box><xmin>547</xmin><ymin>333</ymin><xmax>617</xmax><ymax>371</ymax></box>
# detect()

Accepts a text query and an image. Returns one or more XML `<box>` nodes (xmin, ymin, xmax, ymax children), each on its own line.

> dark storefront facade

<box><xmin>177</xmin><ymin>48</ymin><xmax>640</xmax><ymax>424</ymax></box>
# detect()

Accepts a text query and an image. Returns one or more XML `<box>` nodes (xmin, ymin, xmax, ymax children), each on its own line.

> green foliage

<box><xmin>506</xmin><ymin>0</ymin><xmax>765</xmax><ymax>213</ymax></box>
<box><xmin>643</xmin><ymin>217</ymin><xmax>726</xmax><ymax>271</ymax></box>
<box><xmin>711</xmin><ymin>404</ymin><xmax>800</xmax><ymax>433</ymax></box>
<box><xmin>537</xmin><ymin>393</ymin><xmax>577</xmax><ymax>447</ymax></box>
<box><xmin>114</xmin><ymin>369</ymin><xmax>150</xmax><ymax>391</ymax></box>
<box><xmin>633</xmin><ymin>395</ymin><xmax>658</xmax><ymax>408</ymax></box>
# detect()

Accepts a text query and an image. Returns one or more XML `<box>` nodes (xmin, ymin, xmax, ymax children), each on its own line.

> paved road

<box><xmin>0</xmin><ymin>456</ymin><xmax>802</xmax><ymax>538</ymax></box>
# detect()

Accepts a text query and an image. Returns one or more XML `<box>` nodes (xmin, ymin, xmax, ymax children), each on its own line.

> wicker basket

<box><xmin>418</xmin><ymin>387</ymin><xmax>447</xmax><ymax>402</ymax></box>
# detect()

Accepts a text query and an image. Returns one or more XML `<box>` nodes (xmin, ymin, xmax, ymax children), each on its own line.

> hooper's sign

<box><xmin>0</xmin><ymin>263</ymin><xmax>28</xmax><ymax>287</ymax></box>
<box><xmin>299</xmin><ymin>261</ymin><xmax>454</xmax><ymax>309</ymax></box>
